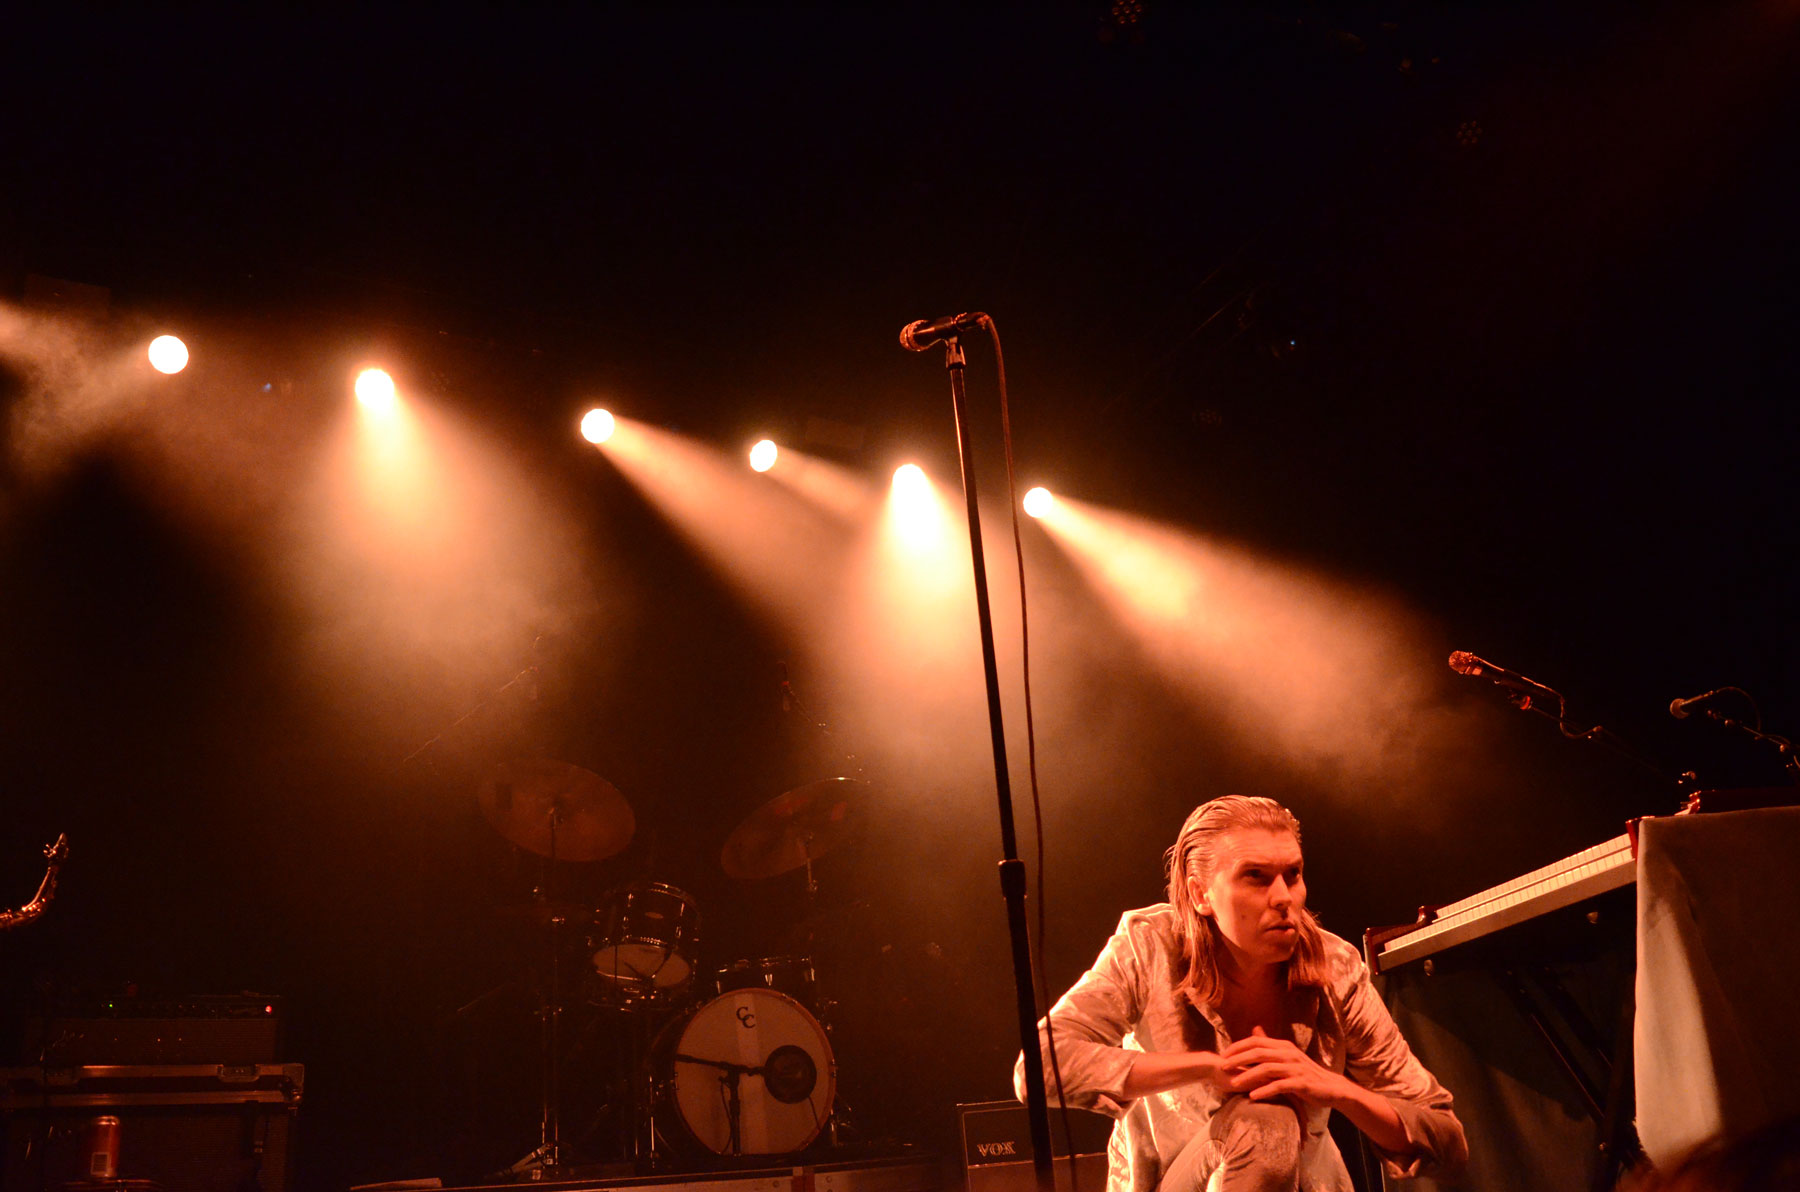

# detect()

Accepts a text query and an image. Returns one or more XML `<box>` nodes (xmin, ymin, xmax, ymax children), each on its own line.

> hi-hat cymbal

<box><xmin>478</xmin><ymin>758</ymin><xmax>635</xmax><ymax>862</ymax></box>
<box><xmin>721</xmin><ymin>777</ymin><xmax>864</xmax><ymax>880</ymax></box>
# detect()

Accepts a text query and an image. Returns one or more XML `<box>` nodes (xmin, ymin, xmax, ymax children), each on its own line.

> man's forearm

<box><xmin>1118</xmin><ymin>1051</ymin><xmax>1221</xmax><ymax>1099</ymax></box>
<box><xmin>1332</xmin><ymin>1081</ymin><xmax>1411</xmax><ymax>1156</ymax></box>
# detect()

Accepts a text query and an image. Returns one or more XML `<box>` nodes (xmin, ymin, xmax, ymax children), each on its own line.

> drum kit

<box><xmin>475</xmin><ymin>760</ymin><xmax>864</xmax><ymax>1177</ymax></box>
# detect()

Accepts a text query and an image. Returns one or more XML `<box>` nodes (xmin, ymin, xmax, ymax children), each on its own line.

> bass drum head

<box><xmin>659</xmin><ymin>988</ymin><xmax>835</xmax><ymax>1156</ymax></box>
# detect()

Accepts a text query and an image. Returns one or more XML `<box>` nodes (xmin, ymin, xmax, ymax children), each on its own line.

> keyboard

<box><xmin>1366</xmin><ymin>832</ymin><xmax>1636</xmax><ymax>975</ymax></box>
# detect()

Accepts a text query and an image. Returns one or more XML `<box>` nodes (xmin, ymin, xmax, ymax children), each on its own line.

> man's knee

<box><xmin>1211</xmin><ymin>1098</ymin><xmax>1302</xmax><ymax>1179</ymax></box>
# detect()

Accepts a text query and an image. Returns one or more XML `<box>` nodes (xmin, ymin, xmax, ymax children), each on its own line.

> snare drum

<box><xmin>711</xmin><ymin>955</ymin><xmax>817</xmax><ymax>1007</ymax></box>
<box><xmin>651</xmin><ymin>988</ymin><xmax>835</xmax><ymax>1156</ymax></box>
<box><xmin>589</xmin><ymin>882</ymin><xmax>700</xmax><ymax>1000</ymax></box>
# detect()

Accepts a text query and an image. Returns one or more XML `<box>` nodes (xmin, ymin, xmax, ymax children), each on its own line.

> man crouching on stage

<box><xmin>1016</xmin><ymin>796</ymin><xmax>1467</xmax><ymax>1191</ymax></box>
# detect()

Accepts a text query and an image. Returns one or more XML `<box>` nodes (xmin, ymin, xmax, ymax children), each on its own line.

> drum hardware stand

<box><xmin>512</xmin><ymin>811</ymin><xmax>568</xmax><ymax>1179</ymax></box>
<box><xmin>417</xmin><ymin>677</ymin><xmax>632</xmax><ymax>1179</ymax></box>
<box><xmin>792</xmin><ymin>846</ymin><xmax>853</xmax><ymax>1149</ymax></box>
<box><xmin>559</xmin><ymin>1003</ymin><xmax>663</xmax><ymax>1174</ymax></box>
<box><xmin>773</xmin><ymin>661</ymin><xmax>871</xmax><ymax>1151</ymax></box>
<box><xmin>720</xmin><ymin>771</ymin><xmax>863</xmax><ymax>1157</ymax></box>
<box><xmin>904</xmin><ymin>321</ymin><xmax>1054</xmax><ymax>1191</ymax></box>
<box><xmin>630</xmin><ymin>1003</ymin><xmax>665</xmax><ymax>1171</ymax></box>
<box><xmin>784</xmin><ymin>671</ymin><xmax>859</xmax><ymax>1148</ymax></box>
<box><xmin>671</xmin><ymin>1048</ymin><xmax>817</xmax><ymax>1158</ymax></box>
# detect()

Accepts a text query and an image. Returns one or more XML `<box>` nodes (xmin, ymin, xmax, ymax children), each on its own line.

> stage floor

<box><xmin>363</xmin><ymin>1154</ymin><xmax>944</xmax><ymax>1192</ymax></box>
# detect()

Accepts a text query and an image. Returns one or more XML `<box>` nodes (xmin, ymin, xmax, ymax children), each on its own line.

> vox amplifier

<box><xmin>957</xmin><ymin>1101</ymin><xmax>1109</xmax><ymax>1192</ymax></box>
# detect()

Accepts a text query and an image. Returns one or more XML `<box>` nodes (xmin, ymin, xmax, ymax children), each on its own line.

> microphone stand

<box><xmin>1455</xmin><ymin>656</ymin><xmax>1676</xmax><ymax>787</ymax></box>
<box><xmin>1500</xmin><ymin>685</ymin><xmax>1674</xmax><ymax>785</ymax></box>
<box><xmin>921</xmin><ymin>334</ymin><xmax>1054</xmax><ymax>1192</ymax></box>
<box><xmin>672</xmin><ymin>1055</ymin><xmax>758</xmax><ymax>1156</ymax></box>
<box><xmin>1677</xmin><ymin>692</ymin><xmax>1800</xmax><ymax>783</ymax></box>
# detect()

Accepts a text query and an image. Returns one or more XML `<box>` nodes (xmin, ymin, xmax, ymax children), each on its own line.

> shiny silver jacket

<box><xmin>1014</xmin><ymin>904</ymin><xmax>1468</xmax><ymax>1192</ymax></box>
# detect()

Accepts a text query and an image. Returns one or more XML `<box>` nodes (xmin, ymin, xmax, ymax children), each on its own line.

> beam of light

<box><xmin>1</xmin><ymin>302</ymin><xmax>170</xmax><ymax>479</ymax></box>
<box><xmin>749</xmin><ymin>438</ymin><xmax>778</xmax><ymax>472</ymax></box>
<box><xmin>354</xmin><ymin>367</ymin><xmax>399</xmax><ymax>416</ymax></box>
<box><xmin>885</xmin><ymin>460</ymin><xmax>957</xmax><ymax>565</ymax></box>
<box><xmin>599</xmin><ymin>416</ymin><xmax>856</xmax><ymax>628</ymax></box>
<box><xmin>348</xmin><ymin>377</ymin><xmax>432</xmax><ymax>536</ymax></box>
<box><xmin>1036</xmin><ymin>495</ymin><xmax>1464</xmax><ymax>785</ymax></box>
<box><xmin>809</xmin><ymin>464</ymin><xmax>995</xmax><ymax>830</ymax></box>
<box><xmin>887</xmin><ymin>463</ymin><xmax>948</xmax><ymax>552</ymax></box>
<box><xmin>851</xmin><ymin>462</ymin><xmax>978</xmax><ymax>665</ymax></box>
<box><xmin>602</xmin><ymin>420</ymin><xmax>986</xmax><ymax>792</ymax></box>
<box><xmin>147</xmin><ymin>335</ymin><xmax>189</xmax><ymax>375</ymax></box>
<box><xmin>580</xmin><ymin>407</ymin><xmax>616</xmax><ymax>444</ymax></box>
<box><xmin>292</xmin><ymin>388</ymin><xmax>601</xmax><ymax>752</ymax></box>
<box><xmin>1037</xmin><ymin>496</ymin><xmax>1200</xmax><ymax>623</ymax></box>
<box><xmin>1022</xmin><ymin>486</ymin><xmax>1054</xmax><ymax>519</ymax></box>
<box><xmin>762</xmin><ymin>447</ymin><xmax>878</xmax><ymax>524</ymax></box>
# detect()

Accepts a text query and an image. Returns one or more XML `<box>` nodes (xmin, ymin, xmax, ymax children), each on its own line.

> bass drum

<box><xmin>652</xmin><ymin>988</ymin><xmax>835</xmax><ymax>1156</ymax></box>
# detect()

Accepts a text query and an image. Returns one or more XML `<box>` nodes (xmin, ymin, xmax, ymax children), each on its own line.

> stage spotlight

<box><xmin>892</xmin><ymin>463</ymin><xmax>928</xmax><ymax>495</ymax></box>
<box><xmin>749</xmin><ymin>439</ymin><xmax>778</xmax><ymax>472</ymax></box>
<box><xmin>147</xmin><ymin>335</ymin><xmax>189</xmax><ymax>375</ymax></box>
<box><xmin>887</xmin><ymin>463</ymin><xmax>945</xmax><ymax>549</ymax></box>
<box><xmin>1023</xmin><ymin>486</ymin><xmax>1054</xmax><ymax>518</ymax></box>
<box><xmin>580</xmin><ymin>408</ymin><xmax>616</xmax><ymax>445</ymax></box>
<box><xmin>355</xmin><ymin>367</ymin><xmax>399</xmax><ymax>415</ymax></box>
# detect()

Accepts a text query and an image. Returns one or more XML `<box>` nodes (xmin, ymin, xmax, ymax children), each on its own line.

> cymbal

<box><xmin>721</xmin><ymin>777</ymin><xmax>864</xmax><ymax>880</ymax></box>
<box><xmin>478</xmin><ymin>758</ymin><xmax>635</xmax><ymax>862</ymax></box>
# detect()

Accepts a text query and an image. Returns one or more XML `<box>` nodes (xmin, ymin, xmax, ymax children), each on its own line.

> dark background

<box><xmin>1</xmin><ymin>4</ymin><xmax>1795</xmax><ymax>1190</ymax></box>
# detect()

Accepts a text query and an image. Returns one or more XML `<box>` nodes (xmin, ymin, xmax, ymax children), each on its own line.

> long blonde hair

<box><xmin>1165</xmin><ymin>795</ymin><xmax>1329</xmax><ymax>1007</ymax></box>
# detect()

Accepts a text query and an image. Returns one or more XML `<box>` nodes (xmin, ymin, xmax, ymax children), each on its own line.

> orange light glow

<box><xmin>762</xmin><ymin>448</ymin><xmax>878</xmax><ymax>523</ymax></box>
<box><xmin>1039</xmin><ymin>498</ymin><xmax>1200</xmax><ymax>622</ymax></box>
<box><xmin>835</xmin><ymin>459</ymin><xmax>982</xmax><ymax>723</ymax></box>
<box><xmin>147</xmin><ymin>335</ymin><xmax>189</xmax><ymax>375</ymax></box>
<box><xmin>600</xmin><ymin>416</ymin><xmax>854</xmax><ymax>626</ymax></box>
<box><xmin>1037</xmin><ymin>495</ymin><xmax>1449</xmax><ymax>783</ymax></box>
<box><xmin>355</xmin><ymin>368</ymin><xmax>399</xmax><ymax>416</ymax></box>
<box><xmin>291</xmin><ymin>391</ymin><xmax>599</xmax><ymax>754</ymax></box>
<box><xmin>1023</xmin><ymin>486</ymin><xmax>1054</xmax><ymax>518</ymax></box>
<box><xmin>749</xmin><ymin>439</ymin><xmax>778</xmax><ymax>472</ymax></box>
<box><xmin>580</xmin><ymin>408</ymin><xmax>616</xmax><ymax>444</ymax></box>
<box><xmin>887</xmin><ymin>464</ymin><xmax>945</xmax><ymax>550</ymax></box>
<box><xmin>348</xmin><ymin>381</ymin><xmax>427</xmax><ymax>513</ymax></box>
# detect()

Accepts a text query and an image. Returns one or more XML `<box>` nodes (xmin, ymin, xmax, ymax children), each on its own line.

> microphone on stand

<box><xmin>899</xmin><ymin>312</ymin><xmax>988</xmax><ymax>351</ymax></box>
<box><xmin>1669</xmin><ymin>689</ymin><xmax>1733</xmax><ymax>720</ymax></box>
<box><xmin>1448</xmin><ymin>650</ymin><xmax>1557</xmax><ymax>694</ymax></box>
<box><xmin>778</xmin><ymin>660</ymin><xmax>797</xmax><ymax>714</ymax></box>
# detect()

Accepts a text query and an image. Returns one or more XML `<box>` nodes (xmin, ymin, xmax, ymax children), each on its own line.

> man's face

<box><xmin>1189</xmin><ymin>828</ymin><xmax>1306</xmax><ymax>971</ymax></box>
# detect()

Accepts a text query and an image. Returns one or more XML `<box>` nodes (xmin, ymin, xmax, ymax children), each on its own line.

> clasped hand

<box><xmin>1218</xmin><ymin>1026</ymin><xmax>1352</xmax><ymax>1109</ymax></box>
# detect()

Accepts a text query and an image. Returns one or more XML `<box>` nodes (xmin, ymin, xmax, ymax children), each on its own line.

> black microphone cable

<box><xmin>980</xmin><ymin>316</ymin><xmax>1081</xmax><ymax>1190</ymax></box>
